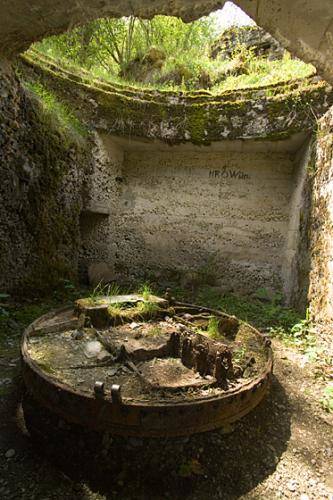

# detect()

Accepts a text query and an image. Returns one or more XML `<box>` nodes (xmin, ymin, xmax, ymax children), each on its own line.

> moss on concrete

<box><xmin>0</xmin><ymin>62</ymin><xmax>92</xmax><ymax>294</ymax></box>
<box><xmin>20</xmin><ymin>50</ymin><xmax>333</xmax><ymax>145</ymax></box>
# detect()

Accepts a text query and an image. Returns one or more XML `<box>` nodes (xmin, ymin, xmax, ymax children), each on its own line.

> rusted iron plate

<box><xmin>21</xmin><ymin>301</ymin><xmax>273</xmax><ymax>437</ymax></box>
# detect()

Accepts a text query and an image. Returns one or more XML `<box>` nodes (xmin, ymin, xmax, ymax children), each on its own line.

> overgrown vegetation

<box><xmin>138</xmin><ymin>283</ymin><xmax>153</xmax><ymax>301</ymax></box>
<box><xmin>190</xmin><ymin>285</ymin><xmax>316</xmax><ymax>353</ymax></box>
<box><xmin>320</xmin><ymin>384</ymin><xmax>333</xmax><ymax>413</ymax></box>
<box><xmin>88</xmin><ymin>281</ymin><xmax>121</xmax><ymax>304</ymax></box>
<box><xmin>32</xmin><ymin>16</ymin><xmax>314</xmax><ymax>92</ymax></box>
<box><xmin>207</xmin><ymin>316</ymin><xmax>220</xmax><ymax>339</ymax></box>
<box><xmin>23</xmin><ymin>80</ymin><xmax>87</xmax><ymax>141</ymax></box>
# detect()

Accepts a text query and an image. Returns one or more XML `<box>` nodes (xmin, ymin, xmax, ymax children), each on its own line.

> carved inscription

<box><xmin>209</xmin><ymin>167</ymin><xmax>250</xmax><ymax>180</ymax></box>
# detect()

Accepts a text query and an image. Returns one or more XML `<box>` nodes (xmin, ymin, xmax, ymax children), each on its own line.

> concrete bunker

<box><xmin>11</xmin><ymin>45</ymin><xmax>333</xmax><ymax>311</ymax></box>
<box><xmin>0</xmin><ymin>2</ymin><xmax>333</xmax><ymax>497</ymax></box>
<box><xmin>35</xmin><ymin>58</ymin><xmax>327</xmax><ymax>306</ymax></box>
<box><xmin>11</xmin><ymin>26</ymin><xmax>327</xmax><ymax>444</ymax></box>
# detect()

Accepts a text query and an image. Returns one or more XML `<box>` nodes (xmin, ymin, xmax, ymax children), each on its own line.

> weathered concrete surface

<box><xmin>0</xmin><ymin>54</ymin><xmax>319</xmax><ymax>297</ymax></box>
<box><xmin>20</xmin><ymin>51</ymin><xmax>333</xmax><ymax>145</ymax></box>
<box><xmin>0</xmin><ymin>60</ymin><xmax>91</xmax><ymax>292</ymax></box>
<box><xmin>308</xmin><ymin>106</ymin><xmax>333</xmax><ymax>323</ymax></box>
<box><xmin>78</xmin><ymin>133</ymin><xmax>122</xmax><ymax>283</ymax></box>
<box><xmin>282</xmin><ymin>139</ymin><xmax>313</xmax><ymax>311</ymax></box>
<box><xmin>94</xmin><ymin>135</ymin><xmax>304</xmax><ymax>295</ymax></box>
<box><xmin>0</xmin><ymin>1</ymin><xmax>332</xmax><ymax>86</ymax></box>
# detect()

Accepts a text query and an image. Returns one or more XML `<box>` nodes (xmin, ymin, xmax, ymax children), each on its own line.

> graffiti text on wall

<box><xmin>209</xmin><ymin>167</ymin><xmax>250</xmax><ymax>180</ymax></box>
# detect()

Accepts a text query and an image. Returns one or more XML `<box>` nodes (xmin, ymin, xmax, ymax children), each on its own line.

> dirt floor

<box><xmin>0</xmin><ymin>298</ymin><xmax>332</xmax><ymax>499</ymax></box>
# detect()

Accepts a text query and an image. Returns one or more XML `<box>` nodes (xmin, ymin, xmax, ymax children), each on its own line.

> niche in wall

<box><xmin>79</xmin><ymin>206</ymin><xmax>110</xmax><ymax>283</ymax></box>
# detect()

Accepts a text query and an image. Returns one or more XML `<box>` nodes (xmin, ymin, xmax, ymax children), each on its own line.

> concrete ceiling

<box><xmin>0</xmin><ymin>0</ymin><xmax>332</xmax><ymax>85</ymax></box>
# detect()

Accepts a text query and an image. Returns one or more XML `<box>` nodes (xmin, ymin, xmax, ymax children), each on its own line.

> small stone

<box><xmin>5</xmin><ymin>449</ymin><xmax>15</xmax><ymax>459</ymax></box>
<box><xmin>287</xmin><ymin>479</ymin><xmax>297</xmax><ymax>492</ymax></box>
<box><xmin>97</xmin><ymin>349</ymin><xmax>112</xmax><ymax>362</ymax></box>
<box><xmin>84</xmin><ymin>340</ymin><xmax>103</xmax><ymax>358</ymax></box>
<box><xmin>300</xmin><ymin>494</ymin><xmax>309</xmax><ymax>500</ymax></box>
<box><xmin>72</xmin><ymin>329</ymin><xmax>84</xmax><ymax>340</ymax></box>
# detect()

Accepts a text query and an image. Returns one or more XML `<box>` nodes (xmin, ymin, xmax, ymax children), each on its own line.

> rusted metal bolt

<box><xmin>111</xmin><ymin>384</ymin><xmax>122</xmax><ymax>405</ymax></box>
<box><xmin>72</xmin><ymin>329</ymin><xmax>84</xmax><ymax>340</ymax></box>
<box><xmin>264</xmin><ymin>337</ymin><xmax>272</xmax><ymax>347</ymax></box>
<box><xmin>94</xmin><ymin>381</ymin><xmax>105</xmax><ymax>397</ymax></box>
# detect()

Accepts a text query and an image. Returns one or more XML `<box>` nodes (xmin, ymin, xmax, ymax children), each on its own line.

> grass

<box><xmin>320</xmin><ymin>384</ymin><xmax>333</xmax><ymax>413</ymax></box>
<box><xmin>88</xmin><ymin>281</ymin><xmax>121</xmax><ymax>304</ymax></box>
<box><xmin>149</xmin><ymin>325</ymin><xmax>163</xmax><ymax>336</ymax></box>
<box><xmin>137</xmin><ymin>300</ymin><xmax>159</xmax><ymax>317</ymax></box>
<box><xmin>30</xmin><ymin>44</ymin><xmax>315</xmax><ymax>94</ymax></box>
<box><xmin>138</xmin><ymin>283</ymin><xmax>153</xmax><ymax>301</ymax></box>
<box><xmin>184</xmin><ymin>285</ymin><xmax>315</xmax><ymax>352</ymax></box>
<box><xmin>22</xmin><ymin>80</ymin><xmax>87</xmax><ymax>142</ymax></box>
<box><xmin>207</xmin><ymin>316</ymin><xmax>220</xmax><ymax>339</ymax></box>
<box><xmin>233</xmin><ymin>346</ymin><xmax>247</xmax><ymax>365</ymax></box>
<box><xmin>211</xmin><ymin>53</ymin><xmax>315</xmax><ymax>93</ymax></box>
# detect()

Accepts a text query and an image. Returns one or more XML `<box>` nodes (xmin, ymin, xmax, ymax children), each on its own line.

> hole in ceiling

<box><xmin>28</xmin><ymin>2</ymin><xmax>315</xmax><ymax>94</ymax></box>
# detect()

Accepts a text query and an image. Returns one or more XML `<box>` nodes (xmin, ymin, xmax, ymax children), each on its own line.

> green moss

<box><xmin>19</xmin><ymin>49</ymin><xmax>333</xmax><ymax>147</ymax></box>
<box><xmin>11</xmin><ymin>76</ymin><xmax>91</xmax><ymax>294</ymax></box>
<box><xmin>186</xmin><ymin>105</ymin><xmax>209</xmax><ymax>144</ymax></box>
<box><xmin>23</xmin><ymin>80</ymin><xmax>87</xmax><ymax>145</ymax></box>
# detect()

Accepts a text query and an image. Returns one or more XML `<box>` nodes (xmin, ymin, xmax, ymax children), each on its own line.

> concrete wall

<box><xmin>0</xmin><ymin>61</ymin><xmax>91</xmax><ymax>293</ymax></box>
<box><xmin>0</xmin><ymin>59</ymin><xmax>318</xmax><ymax>303</ymax></box>
<box><xmin>78</xmin><ymin>134</ymin><xmax>123</xmax><ymax>282</ymax></box>
<box><xmin>103</xmin><ymin>139</ymin><xmax>301</xmax><ymax>294</ymax></box>
<box><xmin>308</xmin><ymin>106</ymin><xmax>333</xmax><ymax>323</ymax></box>
<box><xmin>282</xmin><ymin>139</ymin><xmax>313</xmax><ymax>309</ymax></box>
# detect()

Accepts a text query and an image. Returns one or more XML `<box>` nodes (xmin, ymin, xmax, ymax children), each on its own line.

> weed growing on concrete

<box><xmin>233</xmin><ymin>346</ymin><xmax>247</xmax><ymax>364</ymax></box>
<box><xmin>137</xmin><ymin>300</ymin><xmax>159</xmax><ymax>317</ymax></box>
<box><xmin>23</xmin><ymin>80</ymin><xmax>87</xmax><ymax>141</ymax></box>
<box><xmin>207</xmin><ymin>316</ymin><xmax>220</xmax><ymax>339</ymax></box>
<box><xmin>138</xmin><ymin>283</ymin><xmax>153</xmax><ymax>301</ymax></box>
<box><xmin>320</xmin><ymin>384</ymin><xmax>333</xmax><ymax>413</ymax></box>
<box><xmin>88</xmin><ymin>281</ymin><xmax>121</xmax><ymax>304</ymax></box>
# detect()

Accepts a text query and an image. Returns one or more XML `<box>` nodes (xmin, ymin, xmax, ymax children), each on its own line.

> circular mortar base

<box><xmin>21</xmin><ymin>295</ymin><xmax>273</xmax><ymax>437</ymax></box>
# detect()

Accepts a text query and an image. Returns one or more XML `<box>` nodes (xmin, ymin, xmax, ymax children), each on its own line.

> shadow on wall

<box><xmin>22</xmin><ymin>376</ymin><xmax>291</xmax><ymax>499</ymax></box>
<box><xmin>113</xmin><ymin>233</ymin><xmax>283</xmax><ymax>296</ymax></box>
<box><xmin>79</xmin><ymin>211</ymin><xmax>111</xmax><ymax>284</ymax></box>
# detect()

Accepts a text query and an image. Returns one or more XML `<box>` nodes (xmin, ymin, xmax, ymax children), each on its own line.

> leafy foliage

<box><xmin>32</xmin><ymin>16</ymin><xmax>314</xmax><ymax>92</ymax></box>
<box><xmin>35</xmin><ymin>15</ymin><xmax>217</xmax><ymax>81</ymax></box>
